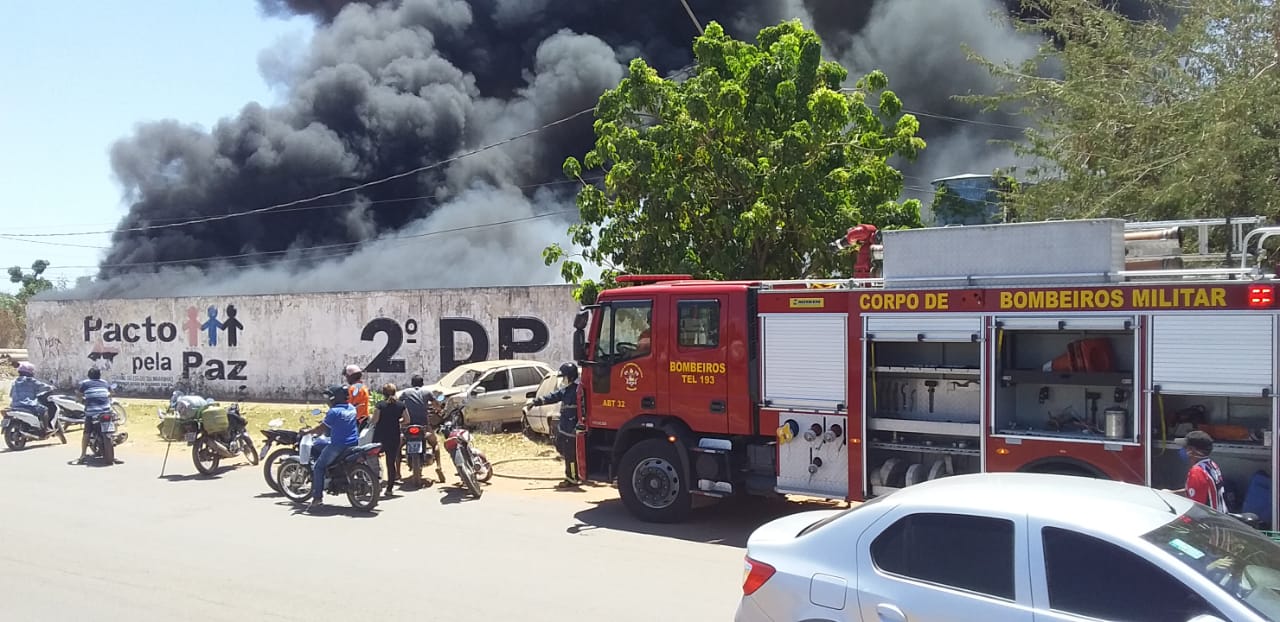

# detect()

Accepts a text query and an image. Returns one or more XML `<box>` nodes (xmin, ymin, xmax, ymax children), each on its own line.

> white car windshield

<box><xmin>1143</xmin><ymin>504</ymin><xmax>1280</xmax><ymax>620</ymax></box>
<box><xmin>438</xmin><ymin>368</ymin><xmax>482</xmax><ymax>389</ymax></box>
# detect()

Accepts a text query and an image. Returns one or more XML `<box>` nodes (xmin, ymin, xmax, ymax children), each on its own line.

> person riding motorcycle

<box><xmin>8</xmin><ymin>362</ymin><xmax>55</xmax><ymax>431</ymax></box>
<box><xmin>300</xmin><ymin>385</ymin><xmax>360</xmax><ymax>511</ymax></box>
<box><xmin>344</xmin><ymin>364</ymin><xmax>370</xmax><ymax>428</ymax></box>
<box><xmin>74</xmin><ymin>367</ymin><xmax>116</xmax><ymax>464</ymax></box>
<box><xmin>396</xmin><ymin>375</ymin><xmax>446</xmax><ymax>484</ymax></box>
<box><xmin>525</xmin><ymin>362</ymin><xmax>583</xmax><ymax>488</ymax></box>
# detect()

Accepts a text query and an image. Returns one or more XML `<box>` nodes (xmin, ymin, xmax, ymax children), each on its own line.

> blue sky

<box><xmin>0</xmin><ymin>1</ymin><xmax>312</xmax><ymax>293</ymax></box>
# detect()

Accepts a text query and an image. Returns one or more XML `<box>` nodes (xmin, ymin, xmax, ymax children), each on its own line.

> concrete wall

<box><xmin>25</xmin><ymin>286</ymin><xmax>579</xmax><ymax>401</ymax></box>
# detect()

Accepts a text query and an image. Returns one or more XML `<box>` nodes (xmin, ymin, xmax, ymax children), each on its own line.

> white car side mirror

<box><xmin>472</xmin><ymin>386</ymin><xmax>487</xmax><ymax>397</ymax></box>
<box><xmin>1187</xmin><ymin>616</ymin><xmax>1227</xmax><ymax>622</ymax></box>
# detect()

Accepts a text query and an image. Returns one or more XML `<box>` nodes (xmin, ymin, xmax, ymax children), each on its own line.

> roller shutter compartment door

<box><xmin>865</xmin><ymin>315</ymin><xmax>982</xmax><ymax>342</ymax></box>
<box><xmin>760</xmin><ymin>313</ymin><xmax>848</xmax><ymax>411</ymax></box>
<box><xmin>1152</xmin><ymin>314</ymin><xmax>1274</xmax><ymax>396</ymax></box>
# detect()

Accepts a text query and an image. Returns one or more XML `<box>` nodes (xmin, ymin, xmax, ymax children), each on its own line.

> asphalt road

<box><xmin>0</xmin><ymin>441</ymin><xmax>802</xmax><ymax>621</ymax></box>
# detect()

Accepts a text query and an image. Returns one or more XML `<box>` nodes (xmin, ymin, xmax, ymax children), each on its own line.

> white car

<box><xmin>736</xmin><ymin>473</ymin><xmax>1280</xmax><ymax>622</ymax></box>
<box><xmin>522</xmin><ymin>373</ymin><xmax>567</xmax><ymax>437</ymax></box>
<box><xmin>423</xmin><ymin>360</ymin><xmax>553</xmax><ymax>429</ymax></box>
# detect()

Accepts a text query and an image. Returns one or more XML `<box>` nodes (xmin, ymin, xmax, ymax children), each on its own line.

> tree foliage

<box><xmin>9</xmin><ymin>260</ymin><xmax>52</xmax><ymax>302</ymax></box>
<box><xmin>971</xmin><ymin>0</ymin><xmax>1280</xmax><ymax>221</ymax></box>
<box><xmin>544</xmin><ymin>20</ymin><xmax>926</xmax><ymax>302</ymax></box>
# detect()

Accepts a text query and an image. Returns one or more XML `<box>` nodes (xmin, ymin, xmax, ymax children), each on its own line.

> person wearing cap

<box><xmin>344</xmin><ymin>364</ymin><xmax>371</xmax><ymax>427</ymax></box>
<box><xmin>1169</xmin><ymin>430</ymin><xmax>1226</xmax><ymax>511</ymax></box>
<box><xmin>525</xmin><ymin>362</ymin><xmax>582</xmax><ymax>488</ymax></box>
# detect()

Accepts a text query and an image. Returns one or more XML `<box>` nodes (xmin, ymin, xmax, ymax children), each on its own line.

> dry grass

<box><xmin>114</xmin><ymin>395</ymin><xmax>568</xmax><ymax>480</ymax></box>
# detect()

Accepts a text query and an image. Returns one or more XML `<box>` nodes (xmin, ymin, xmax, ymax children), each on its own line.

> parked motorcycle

<box><xmin>187</xmin><ymin>401</ymin><xmax>259</xmax><ymax>475</ymax></box>
<box><xmin>276</xmin><ymin>431</ymin><xmax>383</xmax><ymax>511</ymax></box>
<box><xmin>259</xmin><ymin>409</ymin><xmax>322</xmax><ymax>494</ymax></box>
<box><xmin>2</xmin><ymin>390</ymin><xmax>67</xmax><ymax>449</ymax></box>
<box><xmin>439</xmin><ymin>405</ymin><xmax>493</xmax><ymax>498</ymax></box>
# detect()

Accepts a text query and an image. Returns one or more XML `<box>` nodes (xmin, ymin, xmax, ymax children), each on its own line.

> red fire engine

<box><xmin>568</xmin><ymin>217</ymin><xmax>1280</xmax><ymax>523</ymax></box>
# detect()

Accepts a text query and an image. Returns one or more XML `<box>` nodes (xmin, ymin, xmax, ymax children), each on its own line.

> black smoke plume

<box><xmin>57</xmin><ymin>0</ymin><xmax>1150</xmax><ymax>300</ymax></box>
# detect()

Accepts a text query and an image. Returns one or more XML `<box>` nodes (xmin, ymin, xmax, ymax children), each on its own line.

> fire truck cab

<box><xmin>571</xmin><ymin>217</ymin><xmax>1280</xmax><ymax>524</ymax></box>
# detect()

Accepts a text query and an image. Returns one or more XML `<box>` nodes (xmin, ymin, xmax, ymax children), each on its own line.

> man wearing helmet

<box><xmin>299</xmin><ymin>385</ymin><xmax>360</xmax><ymax>510</ymax></box>
<box><xmin>344</xmin><ymin>364</ymin><xmax>371</xmax><ymax>428</ymax></box>
<box><xmin>525</xmin><ymin>362</ymin><xmax>583</xmax><ymax>488</ymax></box>
<box><xmin>8</xmin><ymin>362</ymin><xmax>55</xmax><ymax>432</ymax></box>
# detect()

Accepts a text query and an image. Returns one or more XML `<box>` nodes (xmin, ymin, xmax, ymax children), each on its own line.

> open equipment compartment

<box><xmin>993</xmin><ymin>315</ymin><xmax>1138</xmax><ymax>444</ymax></box>
<box><xmin>1147</xmin><ymin>313</ymin><xmax>1277</xmax><ymax>526</ymax></box>
<box><xmin>863</xmin><ymin>314</ymin><xmax>984</xmax><ymax>496</ymax></box>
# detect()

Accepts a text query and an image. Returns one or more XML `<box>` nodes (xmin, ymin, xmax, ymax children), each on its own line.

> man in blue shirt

<box><xmin>300</xmin><ymin>385</ymin><xmax>360</xmax><ymax>511</ymax></box>
<box><xmin>74</xmin><ymin>367</ymin><xmax>114</xmax><ymax>464</ymax></box>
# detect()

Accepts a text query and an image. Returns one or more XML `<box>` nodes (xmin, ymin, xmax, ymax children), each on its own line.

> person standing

<box><xmin>344</xmin><ymin>364</ymin><xmax>371</xmax><ymax>427</ymax></box>
<box><xmin>1170</xmin><ymin>430</ymin><xmax>1226</xmax><ymax>511</ymax></box>
<box><xmin>370</xmin><ymin>383</ymin><xmax>408</xmax><ymax>497</ymax></box>
<box><xmin>525</xmin><ymin>363</ymin><xmax>582</xmax><ymax>488</ymax></box>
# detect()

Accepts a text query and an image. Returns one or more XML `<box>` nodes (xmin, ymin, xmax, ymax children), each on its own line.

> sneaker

<box><xmin>556</xmin><ymin>479</ymin><xmax>579</xmax><ymax>489</ymax></box>
<box><xmin>304</xmin><ymin>500</ymin><xmax>320</xmax><ymax>513</ymax></box>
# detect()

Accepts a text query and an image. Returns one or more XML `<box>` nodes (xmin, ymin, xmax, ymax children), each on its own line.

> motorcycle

<box><xmin>2</xmin><ymin>390</ymin><xmax>67</xmax><ymax>449</ymax></box>
<box><xmin>186</xmin><ymin>400</ymin><xmax>259</xmax><ymax>475</ymax></box>
<box><xmin>402</xmin><ymin>422</ymin><xmax>447</xmax><ymax>487</ymax></box>
<box><xmin>259</xmin><ymin>409</ymin><xmax>322</xmax><ymax>494</ymax></box>
<box><xmin>276</xmin><ymin>430</ymin><xmax>383</xmax><ymax>511</ymax></box>
<box><xmin>84</xmin><ymin>405</ymin><xmax>129</xmax><ymax>465</ymax></box>
<box><xmin>438</xmin><ymin>405</ymin><xmax>493</xmax><ymax>498</ymax></box>
<box><xmin>47</xmin><ymin>391</ymin><xmax>127</xmax><ymax>434</ymax></box>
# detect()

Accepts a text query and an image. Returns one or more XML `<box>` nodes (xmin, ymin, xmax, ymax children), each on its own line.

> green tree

<box><xmin>970</xmin><ymin>0</ymin><xmax>1280</xmax><ymax>222</ymax></box>
<box><xmin>544</xmin><ymin>20</ymin><xmax>926</xmax><ymax>302</ymax></box>
<box><xmin>9</xmin><ymin>260</ymin><xmax>52</xmax><ymax>302</ymax></box>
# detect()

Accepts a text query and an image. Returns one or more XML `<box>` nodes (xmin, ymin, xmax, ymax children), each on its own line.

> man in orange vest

<box><xmin>344</xmin><ymin>364</ymin><xmax>371</xmax><ymax>427</ymax></box>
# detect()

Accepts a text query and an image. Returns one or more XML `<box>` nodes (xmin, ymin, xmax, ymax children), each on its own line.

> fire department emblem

<box><xmin>621</xmin><ymin>363</ymin><xmax>643</xmax><ymax>391</ymax></box>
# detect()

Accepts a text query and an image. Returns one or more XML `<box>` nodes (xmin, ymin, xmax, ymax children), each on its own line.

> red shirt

<box><xmin>1185</xmin><ymin>459</ymin><xmax>1224</xmax><ymax>511</ymax></box>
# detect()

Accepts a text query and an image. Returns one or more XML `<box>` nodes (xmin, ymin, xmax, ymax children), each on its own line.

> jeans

<box><xmin>310</xmin><ymin>438</ymin><xmax>347</xmax><ymax>502</ymax></box>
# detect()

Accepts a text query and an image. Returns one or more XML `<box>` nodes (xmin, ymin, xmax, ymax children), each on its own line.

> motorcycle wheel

<box><xmin>4</xmin><ymin>426</ymin><xmax>26</xmax><ymax>450</ymax></box>
<box><xmin>262</xmin><ymin>447</ymin><xmax>297</xmax><ymax>494</ymax></box>
<box><xmin>473</xmin><ymin>454</ymin><xmax>493</xmax><ymax>483</ymax></box>
<box><xmin>100</xmin><ymin>432</ymin><xmax>115</xmax><ymax>465</ymax></box>
<box><xmin>240</xmin><ymin>434</ymin><xmax>260</xmax><ymax>466</ymax></box>
<box><xmin>277</xmin><ymin>460</ymin><xmax>313</xmax><ymax>504</ymax></box>
<box><xmin>346</xmin><ymin>463</ymin><xmax>380</xmax><ymax>512</ymax></box>
<box><xmin>408</xmin><ymin>453</ymin><xmax>423</xmax><ymax>486</ymax></box>
<box><xmin>455</xmin><ymin>448</ymin><xmax>482</xmax><ymax>498</ymax></box>
<box><xmin>110</xmin><ymin>402</ymin><xmax>127</xmax><ymax>424</ymax></box>
<box><xmin>192</xmin><ymin>436</ymin><xmax>221</xmax><ymax>475</ymax></box>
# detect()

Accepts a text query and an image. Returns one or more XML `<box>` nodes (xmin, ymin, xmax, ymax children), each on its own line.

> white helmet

<box><xmin>344</xmin><ymin>364</ymin><xmax>362</xmax><ymax>377</ymax></box>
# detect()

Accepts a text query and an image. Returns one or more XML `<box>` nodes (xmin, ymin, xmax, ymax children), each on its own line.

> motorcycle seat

<box><xmin>339</xmin><ymin>443</ymin><xmax>381</xmax><ymax>460</ymax></box>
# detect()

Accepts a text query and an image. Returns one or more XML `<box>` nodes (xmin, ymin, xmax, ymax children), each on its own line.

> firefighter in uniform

<box><xmin>526</xmin><ymin>362</ymin><xmax>582</xmax><ymax>488</ymax></box>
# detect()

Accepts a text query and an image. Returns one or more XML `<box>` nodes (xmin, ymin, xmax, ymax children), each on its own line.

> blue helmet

<box><xmin>557</xmin><ymin>362</ymin><xmax>579</xmax><ymax>381</ymax></box>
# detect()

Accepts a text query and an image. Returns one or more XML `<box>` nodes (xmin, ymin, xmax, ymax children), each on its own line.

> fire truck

<box><xmin>567</xmin><ymin>217</ymin><xmax>1280</xmax><ymax>524</ymax></box>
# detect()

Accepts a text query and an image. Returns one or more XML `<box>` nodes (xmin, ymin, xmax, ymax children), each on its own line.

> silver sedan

<box><xmin>736</xmin><ymin>472</ymin><xmax>1280</xmax><ymax>622</ymax></box>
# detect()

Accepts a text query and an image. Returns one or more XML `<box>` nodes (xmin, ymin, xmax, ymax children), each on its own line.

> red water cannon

<box><xmin>831</xmin><ymin>224</ymin><xmax>879</xmax><ymax>279</ymax></box>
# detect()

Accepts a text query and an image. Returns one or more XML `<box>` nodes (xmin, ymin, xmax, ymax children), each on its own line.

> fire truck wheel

<box><xmin>619</xmin><ymin>438</ymin><xmax>691</xmax><ymax>523</ymax></box>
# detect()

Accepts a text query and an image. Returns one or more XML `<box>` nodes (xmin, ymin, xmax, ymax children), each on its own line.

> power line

<box><xmin>5</xmin><ymin>108</ymin><xmax>596</xmax><ymax>239</ymax></box>
<box><xmin>677</xmin><ymin>0</ymin><xmax>704</xmax><ymax>35</ymax></box>
<box><xmin>40</xmin><ymin>208</ymin><xmax>580</xmax><ymax>272</ymax></box>
<box><xmin>0</xmin><ymin>234</ymin><xmax>107</xmax><ymax>249</ymax></box>
<box><xmin>903</xmin><ymin>108</ymin><xmax>1029</xmax><ymax>131</ymax></box>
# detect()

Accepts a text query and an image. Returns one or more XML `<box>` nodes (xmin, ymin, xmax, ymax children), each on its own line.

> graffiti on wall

<box><xmin>357</xmin><ymin>316</ymin><xmax>550</xmax><ymax>374</ymax></box>
<box><xmin>83</xmin><ymin>303</ymin><xmax>248</xmax><ymax>382</ymax></box>
<box><xmin>29</xmin><ymin>287</ymin><xmax>577</xmax><ymax>400</ymax></box>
